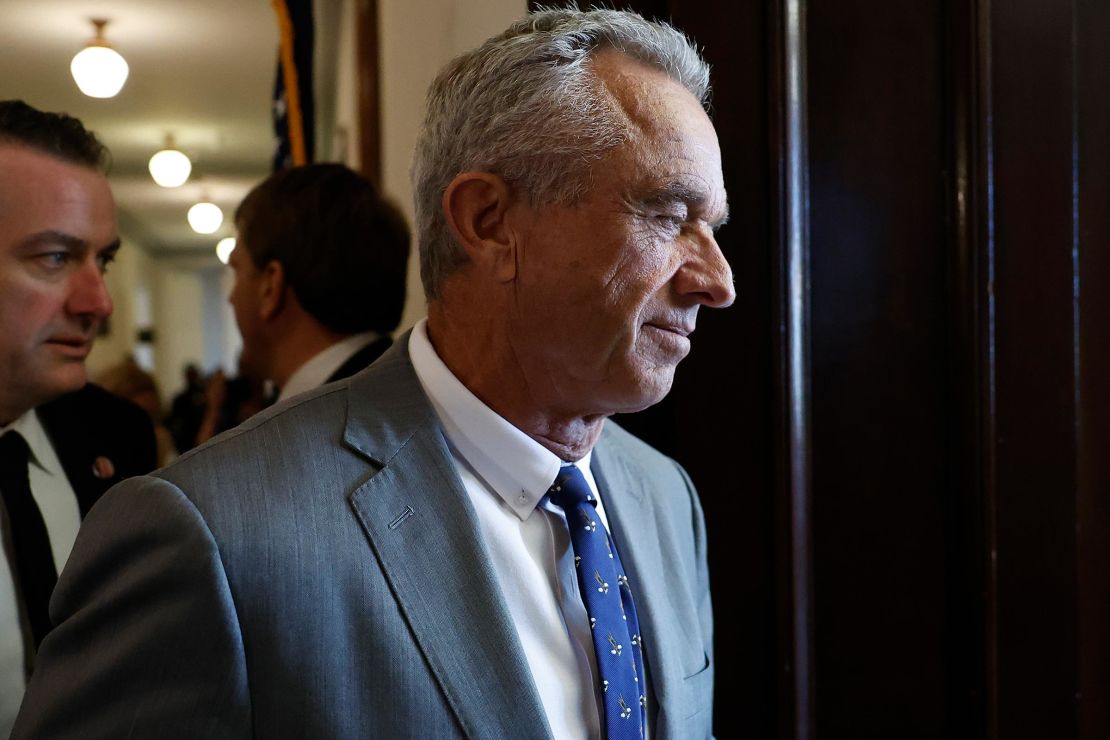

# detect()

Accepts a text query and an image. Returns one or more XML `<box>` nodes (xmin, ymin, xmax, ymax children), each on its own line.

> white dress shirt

<box><xmin>0</xmin><ymin>410</ymin><xmax>81</xmax><ymax>736</ymax></box>
<box><xmin>409</xmin><ymin>319</ymin><xmax>614</xmax><ymax>739</ymax></box>
<box><xmin>277</xmin><ymin>331</ymin><xmax>382</xmax><ymax>403</ymax></box>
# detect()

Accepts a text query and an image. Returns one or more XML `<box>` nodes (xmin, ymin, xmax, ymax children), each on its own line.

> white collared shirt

<box><xmin>0</xmin><ymin>409</ymin><xmax>81</xmax><ymax>736</ymax></box>
<box><xmin>277</xmin><ymin>331</ymin><xmax>382</xmax><ymax>403</ymax></box>
<box><xmin>409</xmin><ymin>319</ymin><xmax>610</xmax><ymax>740</ymax></box>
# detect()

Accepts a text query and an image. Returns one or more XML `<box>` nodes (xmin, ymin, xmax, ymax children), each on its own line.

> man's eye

<box><xmin>38</xmin><ymin>252</ymin><xmax>68</xmax><ymax>269</ymax></box>
<box><xmin>97</xmin><ymin>252</ymin><xmax>117</xmax><ymax>272</ymax></box>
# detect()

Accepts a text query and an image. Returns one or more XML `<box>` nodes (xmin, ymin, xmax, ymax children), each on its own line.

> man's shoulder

<box><xmin>38</xmin><ymin>383</ymin><xmax>145</xmax><ymax>421</ymax></box>
<box><xmin>35</xmin><ymin>384</ymin><xmax>157</xmax><ymax>505</ymax></box>
<box><xmin>599</xmin><ymin>419</ymin><xmax>678</xmax><ymax>469</ymax></box>
<box><xmin>163</xmin><ymin>345</ymin><xmax>429</xmax><ymax>483</ymax></box>
<box><xmin>37</xmin><ymin>383</ymin><xmax>154</xmax><ymax>451</ymax></box>
<box><xmin>597</xmin><ymin>419</ymin><xmax>695</xmax><ymax>496</ymax></box>
<box><xmin>179</xmin><ymin>381</ymin><xmax>351</xmax><ymax>457</ymax></box>
<box><xmin>149</xmin><ymin>371</ymin><xmax>432</xmax><ymax>525</ymax></box>
<box><xmin>158</xmin><ymin>379</ymin><xmax>373</xmax><ymax>485</ymax></box>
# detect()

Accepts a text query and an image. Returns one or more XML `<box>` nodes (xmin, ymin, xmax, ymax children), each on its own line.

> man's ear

<box><xmin>258</xmin><ymin>260</ymin><xmax>286</xmax><ymax>320</ymax></box>
<box><xmin>442</xmin><ymin>172</ymin><xmax>518</xmax><ymax>283</ymax></box>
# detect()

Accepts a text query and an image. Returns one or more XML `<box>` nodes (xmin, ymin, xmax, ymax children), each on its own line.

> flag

<box><xmin>271</xmin><ymin>0</ymin><xmax>315</xmax><ymax>170</ymax></box>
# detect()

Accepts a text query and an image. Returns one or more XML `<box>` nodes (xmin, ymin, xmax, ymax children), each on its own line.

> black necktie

<box><xmin>0</xmin><ymin>431</ymin><xmax>58</xmax><ymax>648</ymax></box>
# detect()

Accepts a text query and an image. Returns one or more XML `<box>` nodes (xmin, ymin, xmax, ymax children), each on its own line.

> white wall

<box><xmin>324</xmin><ymin>0</ymin><xmax>360</xmax><ymax>167</ymax></box>
<box><xmin>88</xmin><ymin>240</ymin><xmax>218</xmax><ymax>409</ymax></box>
<box><xmin>378</xmin><ymin>0</ymin><xmax>527</xmax><ymax>331</ymax></box>
<box><xmin>149</xmin><ymin>258</ymin><xmax>209</xmax><ymax>401</ymax></box>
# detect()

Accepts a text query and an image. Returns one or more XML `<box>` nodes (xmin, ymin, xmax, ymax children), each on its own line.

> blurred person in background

<box><xmin>228</xmin><ymin>162</ymin><xmax>409</xmax><ymax>403</ymax></box>
<box><xmin>165</xmin><ymin>363</ymin><xmax>206</xmax><ymax>455</ymax></box>
<box><xmin>193</xmin><ymin>365</ymin><xmax>270</xmax><ymax>446</ymax></box>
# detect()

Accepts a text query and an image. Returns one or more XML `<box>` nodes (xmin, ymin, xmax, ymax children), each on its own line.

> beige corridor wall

<box><xmin>87</xmin><ymin>236</ymin><xmax>150</xmax><ymax>380</ymax></box>
<box><xmin>150</xmin><ymin>262</ymin><xmax>207</xmax><ymax>403</ymax></box>
<box><xmin>377</xmin><ymin>0</ymin><xmax>528</xmax><ymax>331</ymax></box>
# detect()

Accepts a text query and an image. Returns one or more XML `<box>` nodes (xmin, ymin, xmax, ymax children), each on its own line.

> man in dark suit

<box><xmin>0</xmin><ymin>100</ymin><xmax>155</xmax><ymax>734</ymax></box>
<box><xmin>228</xmin><ymin>163</ymin><xmax>409</xmax><ymax>403</ymax></box>
<box><xmin>16</xmin><ymin>9</ymin><xmax>731</xmax><ymax>738</ymax></box>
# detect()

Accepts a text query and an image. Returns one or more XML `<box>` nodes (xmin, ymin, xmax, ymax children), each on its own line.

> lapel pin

<box><xmin>91</xmin><ymin>456</ymin><xmax>115</xmax><ymax>480</ymax></box>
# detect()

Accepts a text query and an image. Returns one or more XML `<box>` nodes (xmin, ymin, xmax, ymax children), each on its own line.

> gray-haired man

<box><xmin>16</xmin><ymin>8</ymin><xmax>732</xmax><ymax>739</ymax></box>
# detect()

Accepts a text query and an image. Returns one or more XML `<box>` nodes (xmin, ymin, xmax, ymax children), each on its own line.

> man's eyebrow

<box><xmin>15</xmin><ymin>230</ymin><xmax>89</xmax><ymax>252</ymax></box>
<box><xmin>710</xmin><ymin>200</ymin><xmax>730</xmax><ymax>229</ymax></box>
<box><xmin>640</xmin><ymin>181</ymin><xmax>730</xmax><ymax>228</ymax></box>
<box><xmin>15</xmin><ymin>231</ymin><xmax>121</xmax><ymax>256</ymax></box>
<box><xmin>99</xmin><ymin>238</ymin><xmax>123</xmax><ymax>255</ymax></box>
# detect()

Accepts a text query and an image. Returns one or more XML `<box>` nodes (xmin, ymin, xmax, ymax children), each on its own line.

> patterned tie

<box><xmin>548</xmin><ymin>464</ymin><xmax>646</xmax><ymax>739</ymax></box>
<box><xmin>0</xmin><ymin>431</ymin><xmax>58</xmax><ymax>649</ymax></box>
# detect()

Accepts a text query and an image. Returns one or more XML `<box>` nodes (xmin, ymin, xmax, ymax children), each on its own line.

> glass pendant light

<box><xmin>71</xmin><ymin>19</ymin><xmax>129</xmax><ymax>99</ymax></box>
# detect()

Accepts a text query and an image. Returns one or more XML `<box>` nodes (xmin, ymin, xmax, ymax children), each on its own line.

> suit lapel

<box><xmin>591</xmin><ymin>436</ymin><xmax>683</xmax><ymax>723</ymax></box>
<box><xmin>343</xmin><ymin>342</ymin><xmax>552</xmax><ymax>740</ymax></box>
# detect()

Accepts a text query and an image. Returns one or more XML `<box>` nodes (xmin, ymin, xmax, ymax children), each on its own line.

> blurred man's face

<box><xmin>226</xmin><ymin>241</ymin><xmax>268</xmax><ymax>382</ymax></box>
<box><xmin>226</xmin><ymin>244</ymin><xmax>260</xmax><ymax>381</ymax></box>
<box><xmin>505</xmin><ymin>51</ymin><xmax>735</xmax><ymax>419</ymax></box>
<box><xmin>0</xmin><ymin>145</ymin><xmax>117</xmax><ymax>424</ymax></box>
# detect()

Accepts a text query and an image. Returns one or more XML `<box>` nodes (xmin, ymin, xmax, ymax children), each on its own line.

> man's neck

<box><xmin>276</xmin><ymin>331</ymin><xmax>380</xmax><ymax>402</ymax></box>
<box><xmin>517</xmin><ymin>413</ymin><xmax>606</xmax><ymax>462</ymax></box>
<box><xmin>0</xmin><ymin>398</ymin><xmax>35</xmax><ymax>429</ymax></box>
<box><xmin>266</xmin><ymin>320</ymin><xmax>347</xmax><ymax>390</ymax></box>
<box><xmin>426</xmin><ymin>307</ymin><xmax>605</xmax><ymax>461</ymax></box>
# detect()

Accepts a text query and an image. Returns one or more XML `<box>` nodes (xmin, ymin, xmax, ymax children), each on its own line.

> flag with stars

<box><xmin>270</xmin><ymin>0</ymin><xmax>315</xmax><ymax>170</ymax></box>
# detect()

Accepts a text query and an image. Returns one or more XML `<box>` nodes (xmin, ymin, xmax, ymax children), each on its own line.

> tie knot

<box><xmin>548</xmin><ymin>464</ymin><xmax>596</xmax><ymax>510</ymax></box>
<box><xmin>0</xmin><ymin>431</ymin><xmax>30</xmax><ymax>473</ymax></box>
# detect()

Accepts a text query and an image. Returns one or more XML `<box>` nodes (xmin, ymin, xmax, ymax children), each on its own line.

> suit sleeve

<box><xmin>12</xmin><ymin>475</ymin><xmax>251</xmax><ymax>739</ymax></box>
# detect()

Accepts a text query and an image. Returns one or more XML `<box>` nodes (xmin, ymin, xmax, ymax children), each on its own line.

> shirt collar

<box><xmin>278</xmin><ymin>331</ymin><xmax>381</xmax><ymax>402</ymax></box>
<box><xmin>408</xmin><ymin>319</ymin><xmax>592</xmax><ymax>520</ymax></box>
<box><xmin>1</xmin><ymin>409</ymin><xmax>60</xmax><ymax>476</ymax></box>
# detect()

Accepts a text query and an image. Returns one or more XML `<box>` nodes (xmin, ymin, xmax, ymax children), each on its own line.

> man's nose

<box><xmin>676</xmin><ymin>233</ymin><xmax>736</xmax><ymax>309</ymax></box>
<box><xmin>68</xmin><ymin>261</ymin><xmax>113</xmax><ymax>320</ymax></box>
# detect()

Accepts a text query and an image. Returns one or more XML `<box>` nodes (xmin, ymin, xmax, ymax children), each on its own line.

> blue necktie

<box><xmin>548</xmin><ymin>464</ymin><xmax>645</xmax><ymax>739</ymax></box>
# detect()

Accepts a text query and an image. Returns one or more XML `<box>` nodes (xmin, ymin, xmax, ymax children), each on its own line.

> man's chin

<box><xmin>14</xmin><ymin>371</ymin><xmax>87</xmax><ymax>417</ymax></box>
<box><xmin>41</xmin><ymin>363</ymin><xmax>89</xmax><ymax>398</ymax></box>
<box><xmin>604</xmin><ymin>368</ymin><xmax>676</xmax><ymax>415</ymax></box>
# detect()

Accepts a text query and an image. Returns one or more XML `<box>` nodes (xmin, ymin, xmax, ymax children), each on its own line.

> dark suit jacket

<box><xmin>324</xmin><ymin>335</ymin><xmax>392</xmax><ymax>384</ymax></box>
<box><xmin>35</xmin><ymin>384</ymin><xmax>157</xmax><ymax>516</ymax></box>
<box><xmin>15</xmin><ymin>340</ymin><xmax>713</xmax><ymax>739</ymax></box>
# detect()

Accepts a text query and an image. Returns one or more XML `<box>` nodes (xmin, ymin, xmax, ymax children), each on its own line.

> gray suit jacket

<box><xmin>15</xmin><ymin>339</ymin><xmax>714</xmax><ymax>739</ymax></box>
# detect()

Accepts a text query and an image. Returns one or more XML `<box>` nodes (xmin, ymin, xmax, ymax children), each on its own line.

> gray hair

<box><xmin>411</xmin><ymin>6</ymin><xmax>711</xmax><ymax>300</ymax></box>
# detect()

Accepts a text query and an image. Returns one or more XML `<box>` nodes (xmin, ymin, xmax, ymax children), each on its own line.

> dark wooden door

<box><xmin>554</xmin><ymin>1</ymin><xmax>1110</xmax><ymax>738</ymax></box>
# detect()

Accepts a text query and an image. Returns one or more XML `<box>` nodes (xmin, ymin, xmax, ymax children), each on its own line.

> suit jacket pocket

<box><xmin>679</xmin><ymin>652</ymin><xmax>713</xmax><ymax>721</ymax></box>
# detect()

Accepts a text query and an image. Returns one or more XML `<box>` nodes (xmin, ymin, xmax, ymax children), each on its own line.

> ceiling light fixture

<box><xmin>70</xmin><ymin>19</ymin><xmax>129</xmax><ymax>99</ymax></box>
<box><xmin>148</xmin><ymin>136</ymin><xmax>192</xmax><ymax>187</ymax></box>
<box><xmin>188</xmin><ymin>201</ymin><xmax>223</xmax><ymax>234</ymax></box>
<box><xmin>216</xmin><ymin>237</ymin><xmax>236</xmax><ymax>265</ymax></box>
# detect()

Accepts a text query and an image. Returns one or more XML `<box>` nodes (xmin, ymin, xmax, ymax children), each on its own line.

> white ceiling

<box><xmin>0</xmin><ymin>0</ymin><xmax>281</xmax><ymax>255</ymax></box>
